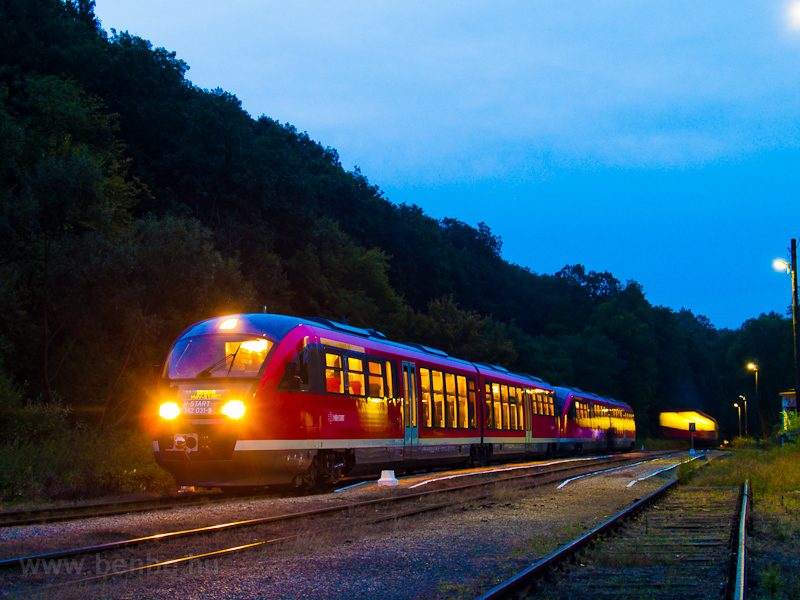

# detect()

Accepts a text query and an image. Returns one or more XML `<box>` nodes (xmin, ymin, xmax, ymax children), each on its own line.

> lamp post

<box><xmin>739</xmin><ymin>395</ymin><xmax>748</xmax><ymax>438</ymax></box>
<box><xmin>773</xmin><ymin>239</ymin><xmax>800</xmax><ymax>415</ymax></box>
<box><xmin>747</xmin><ymin>362</ymin><xmax>760</xmax><ymax>439</ymax></box>
<box><xmin>734</xmin><ymin>402</ymin><xmax>741</xmax><ymax>438</ymax></box>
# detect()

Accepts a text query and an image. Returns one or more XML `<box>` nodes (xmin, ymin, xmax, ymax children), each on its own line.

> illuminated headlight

<box><xmin>221</xmin><ymin>400</ymin><xmax>246</xmax><ymax>420</ymax></box>
<box><xmin>159</xmin><ymin>402</ymin><xmax>181</xmax><ymax>420</ymax></box>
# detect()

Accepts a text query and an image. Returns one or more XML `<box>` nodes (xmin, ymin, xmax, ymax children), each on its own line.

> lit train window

<box><xmin>432</xmin><ymin>370</ymin><xmax>445</xmax><ymax>428</ymax></box>
<box><xmin>167</xmin><ymin>335</ymin><xmax>275</xmax><ymax>379</ymax></box>
<box><xmin>417</xmin><ymin>369</ymin><xmax>476</xmax><ymax>430</ymax></box>
<box><xmin>420</xmin><ymin>368</ymin><xmax>432</xmax><ymax>427</ymax></box>
<box><xmin>325</xmin><ymin>353</ymin><xmax>344</xmax><ymax>394</ymax></box>
<box><xmin>324</xmin><ymin>350</ymin><xmax>395</xmax><ymax>398</ymax></box>
<box><xmin>494</xmin><ymin>385</ymin><xmax>503</xmax><ymax>429</ymax></box>
<box><xmin>368</xmin><ymin>361</ymin><xmax>384</xmax><ymax>397</ymax></box>
<box><xmin>347</xmin><ymin>357</ymin><xmax>365</xmax><ymax>396</ymax></box>
<box><xmin>445</xmin><ymin>372</ymin><xmax>456</xmax><ymax>428</ymax></box>
<box><xmin>385</xmin><ymin>361</ymin><xmax>394</xmax><ymax>398</ymax></box>
<box><xmin>511</xmin><ymin>388</ymin><xmax>517</xmax><ymax>426</ymax></box>
<box><xmin>467</xmin><ymin>379</ymin><xmax>476</xmax><ymax>428</ymax></box>
<box><xmin>457</xmin><ymin>376</ymin><xmax>468</xmax><ymax>428</ymax></box>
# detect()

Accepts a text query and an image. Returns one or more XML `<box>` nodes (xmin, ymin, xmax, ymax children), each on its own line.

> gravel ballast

<box><xmin>2</xmin><ymin>454</ymin><xmax>692</xmax><ymax>599</ymax></box>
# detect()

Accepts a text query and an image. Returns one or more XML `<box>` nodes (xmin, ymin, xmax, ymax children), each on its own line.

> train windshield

<box><xmin>167</xmin><ymin>335</ymin><xmax>275</xmax><ymax>379</ymax></box>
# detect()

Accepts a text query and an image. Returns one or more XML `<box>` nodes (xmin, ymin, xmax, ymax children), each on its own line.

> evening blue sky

<box><xmin>93</xmin><ymin>1</ymin><xmax>800</xmax><ymax>330</ymax></box>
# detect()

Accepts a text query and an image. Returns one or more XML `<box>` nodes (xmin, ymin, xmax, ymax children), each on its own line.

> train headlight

<box><xmin>221</xmin><ymin>400</ymin><xmax>246</xmax><ymax>420</ymax></box>
<box><xmin>159</xmin><ymin>401</ymin><xmax>181</xmax><ymax>420</ymax></box>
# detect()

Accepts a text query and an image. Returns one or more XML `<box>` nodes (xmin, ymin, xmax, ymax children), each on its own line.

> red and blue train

<box><xmin>153</xmin><ymin>313</ymin><xmax>636</xmax><ymax>489</ymax></box>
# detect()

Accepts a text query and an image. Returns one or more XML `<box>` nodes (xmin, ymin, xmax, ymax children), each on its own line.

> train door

<box><xmin>402</xmin><ymin>362</ymin><xmax>419</xmax><ymax>461</ymax></box>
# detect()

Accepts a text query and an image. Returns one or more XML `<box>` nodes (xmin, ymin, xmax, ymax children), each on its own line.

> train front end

<box><xmin>152</xmin><ymin>314</ymin><xmax>307</xmax><ymax>489</ymax></box>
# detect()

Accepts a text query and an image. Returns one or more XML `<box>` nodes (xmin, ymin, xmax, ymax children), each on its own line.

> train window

<box><xmin>168</xmin><ymin>335</ymin><xmax>276</xmax><ymax>379</ymax></box>
<box><xmin>467</xmin><ymin>379</ymin><xmax>476</xmax><ymax>428</ymax></box>
<box><xmin>368</xmin><ymin>361</ymin><xmax>384</xmax><ymax>397</ymax></box>
<box><xmin>385</xmin><ymin>361</ymin><xmax>395</xmax><ymax>398</ymax></box>
<box><xmin>457</xmin><ymin>376</ymin><xmax>468</xmax><ymax>428</ymax></box>
<box><xmin>445</xmin><ymin>372</ymin><xmax>457</xmax><ymax>428</ymax></box>
<box><xmin>325</xmin><ymin>353</ymin><xmax>344</xmax><ymax>394</ymax></box>
<box><xmin>432</xmin><ymin>370</ymin><xmax>445</xmax><ymax>428</ymax></box>
<box><xmin>420</xmin><ymin>368</ymin><xmax>432</xmax><ymax>427</ymax></box>
<box><xmin>508</xmin><ymin>386</ymin><xmax>519</xmax><ymax>430</ymax></box>
<box><xmin>493</xmin><ymin>384</ymin><xmax>503</xmax><ymax>430</ymax></box>
<box><xmin>499</xmin><ymin>385</ymin><xmax>508</xmax><ymax>430</ymax></box>
<box><xmin>485</xmin><ymin>383</ymin><xmax>494</xmax><ymax>429</ymax></box>
<box><xmin>347</xmin><ymin>357</ymin><xmax>365</xmax><ymax>396</ymax></box>
<box><xmin>324</xmin><ymin>351</ymin><xmax>392</xmax><ymax>398</ymax></box>
<box><xmin>278</xmin><ymin>344</ymin><xmax>310</xmax><ymax>391</ymax></box>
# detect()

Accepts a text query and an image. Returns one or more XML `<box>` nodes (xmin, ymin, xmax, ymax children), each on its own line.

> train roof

<box><xmin>552</xmin><ymin>386</ymin><xmax>632</xmax><ymax>410</ymax></box>
<box><xmin>176</xmin><ymin>313</ymin><xmax>554</xmax><ymax>388</ymax></box>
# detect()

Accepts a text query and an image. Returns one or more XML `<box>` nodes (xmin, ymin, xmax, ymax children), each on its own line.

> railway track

<box><xmin>0</xmin><ymin>452</ymin><xmax>664</xmax><ymax>529</ymax></box>
<box><xmin>0</xmin><ymin>491</ymin><xmax>252</xmax><ymax>528</ymax></box>
<box><xmin>475</xmin><ymin>475</ymin><xmax>749</xmax><ymax>600</ymax></box>
<box><xmin>1</xmin><ymin>452</ymin><xmax>673</xmax><ymax>592</ymax></box>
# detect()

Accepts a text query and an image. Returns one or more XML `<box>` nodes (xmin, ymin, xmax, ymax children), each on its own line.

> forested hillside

<box><xmin>0</xmin><ymin>0</ymin><xmax>794</xmax><ymax>463</ymax></box>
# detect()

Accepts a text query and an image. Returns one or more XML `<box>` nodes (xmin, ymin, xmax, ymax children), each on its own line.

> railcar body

<box><xmin>659</xmin><ymin>409</ymin><xmax>718</xmax><ymax>446</ymax></box>
<box><xmin>153</xmin><ymin>313</ymin><xmax>564</xmax><ymax>489</ymax></box>
<box><xmin>553</xmin><ymin>387</ymin><xmax>636</xmax><ymax>453</ymax></box>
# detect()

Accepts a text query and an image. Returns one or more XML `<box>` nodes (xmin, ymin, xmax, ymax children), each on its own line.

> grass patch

<box><xmin>697</xmin><ymin>445</ymin><xmax>800</xmax><ymax>496</ymax></box>
<box><xmin>695</xmin><ymin>445</ymin><xmax>800</xmax><ymax>600</ymax></box>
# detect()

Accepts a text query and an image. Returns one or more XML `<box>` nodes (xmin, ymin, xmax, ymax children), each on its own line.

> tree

<box><xmin>0</xmin><ymin>74</ymin><xmax>142</xmax><ymax>402</ymax></box>
<box><xmin>391</xmin><ymin>296</ymin><xmax>517</xmax><ymax>366</ymax></box>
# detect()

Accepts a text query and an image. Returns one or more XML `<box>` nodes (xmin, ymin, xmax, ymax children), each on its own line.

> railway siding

<box><xmin>532</xmin><ymin>484</ymin><xmax>742</xmax><ymax>600</ymax></box>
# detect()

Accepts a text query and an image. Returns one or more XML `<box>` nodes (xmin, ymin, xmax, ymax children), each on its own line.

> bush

<box><xmin>0</xmin><ymin>401</ymin><xmax>175</xmax><ymax>502</ymax></box>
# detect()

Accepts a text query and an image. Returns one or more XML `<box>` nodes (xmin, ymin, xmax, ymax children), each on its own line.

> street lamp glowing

<box><xmin>747</xmin><ymin>363</ymin><xmax>757</xmax><ymax>371</ymax></box>
<box><xmin>739</xmin><ymin>394</ymin><xmax>748</xmax><ymax>438</ymax></box>
<box><xmin>774</xmin><ymin>258</ymin><xmax>791</xmax><ymax>273</ymax></box>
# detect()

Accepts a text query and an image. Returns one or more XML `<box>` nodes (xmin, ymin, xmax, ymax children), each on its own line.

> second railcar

<box><xmin>554</xmin><ymin>386</ymin><xmax>636</xmax><ymax>454</ymax></box>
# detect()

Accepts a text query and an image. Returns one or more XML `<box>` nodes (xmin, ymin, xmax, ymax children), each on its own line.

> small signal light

<box><xmin>221</xmin><ymin>400</ymin><xmax>246</xmax><ymax>420</ymax></box>
<box><xmin>219</xmin><ymin>318</ymin><xmax>239</xmax><ymax>330</ymax></box>
<box><xmin>159</xmin><ymin>402</ymin><xmax>181</xmax><ymax>420</ymax></box>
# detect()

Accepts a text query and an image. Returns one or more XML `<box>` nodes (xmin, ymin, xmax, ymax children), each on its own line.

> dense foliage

<box><xmin>0</xmin><ymin>0</ymin><xmax>794</xmax><ymax>466</ymax></box>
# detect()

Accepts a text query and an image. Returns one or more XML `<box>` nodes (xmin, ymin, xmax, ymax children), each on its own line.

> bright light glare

<box><xmin>773</xmin><ymin>258</ymin><xmax>790</xmax><ymax>273</ymax></box>
<box><xmin>159</xmin><ymin>402</ymin><xmax>181</xmax><ymax>420</ymax></box>
<box><xmin>790</xmin><ymin>2</ymin><xmax>800</xmax><ymax>30</ymax></box>
<box><xmin>219</xmin><ymin>318</ymin><xmax>239</xmax><ymax>330</ymax></box>
<box><xmin>221</xmin><ymin>400</ymin><xmax>246</xmax><ymax>419</ymax></box>
<box><xmin>747</xmin><ymin>362</ymin><xmax>758</xmax><ymax>371</ymax></box>
<box><xmin>240</xmin><ymin>339</ymin><xmax>270</xmax><ymax>353</ymax></box>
